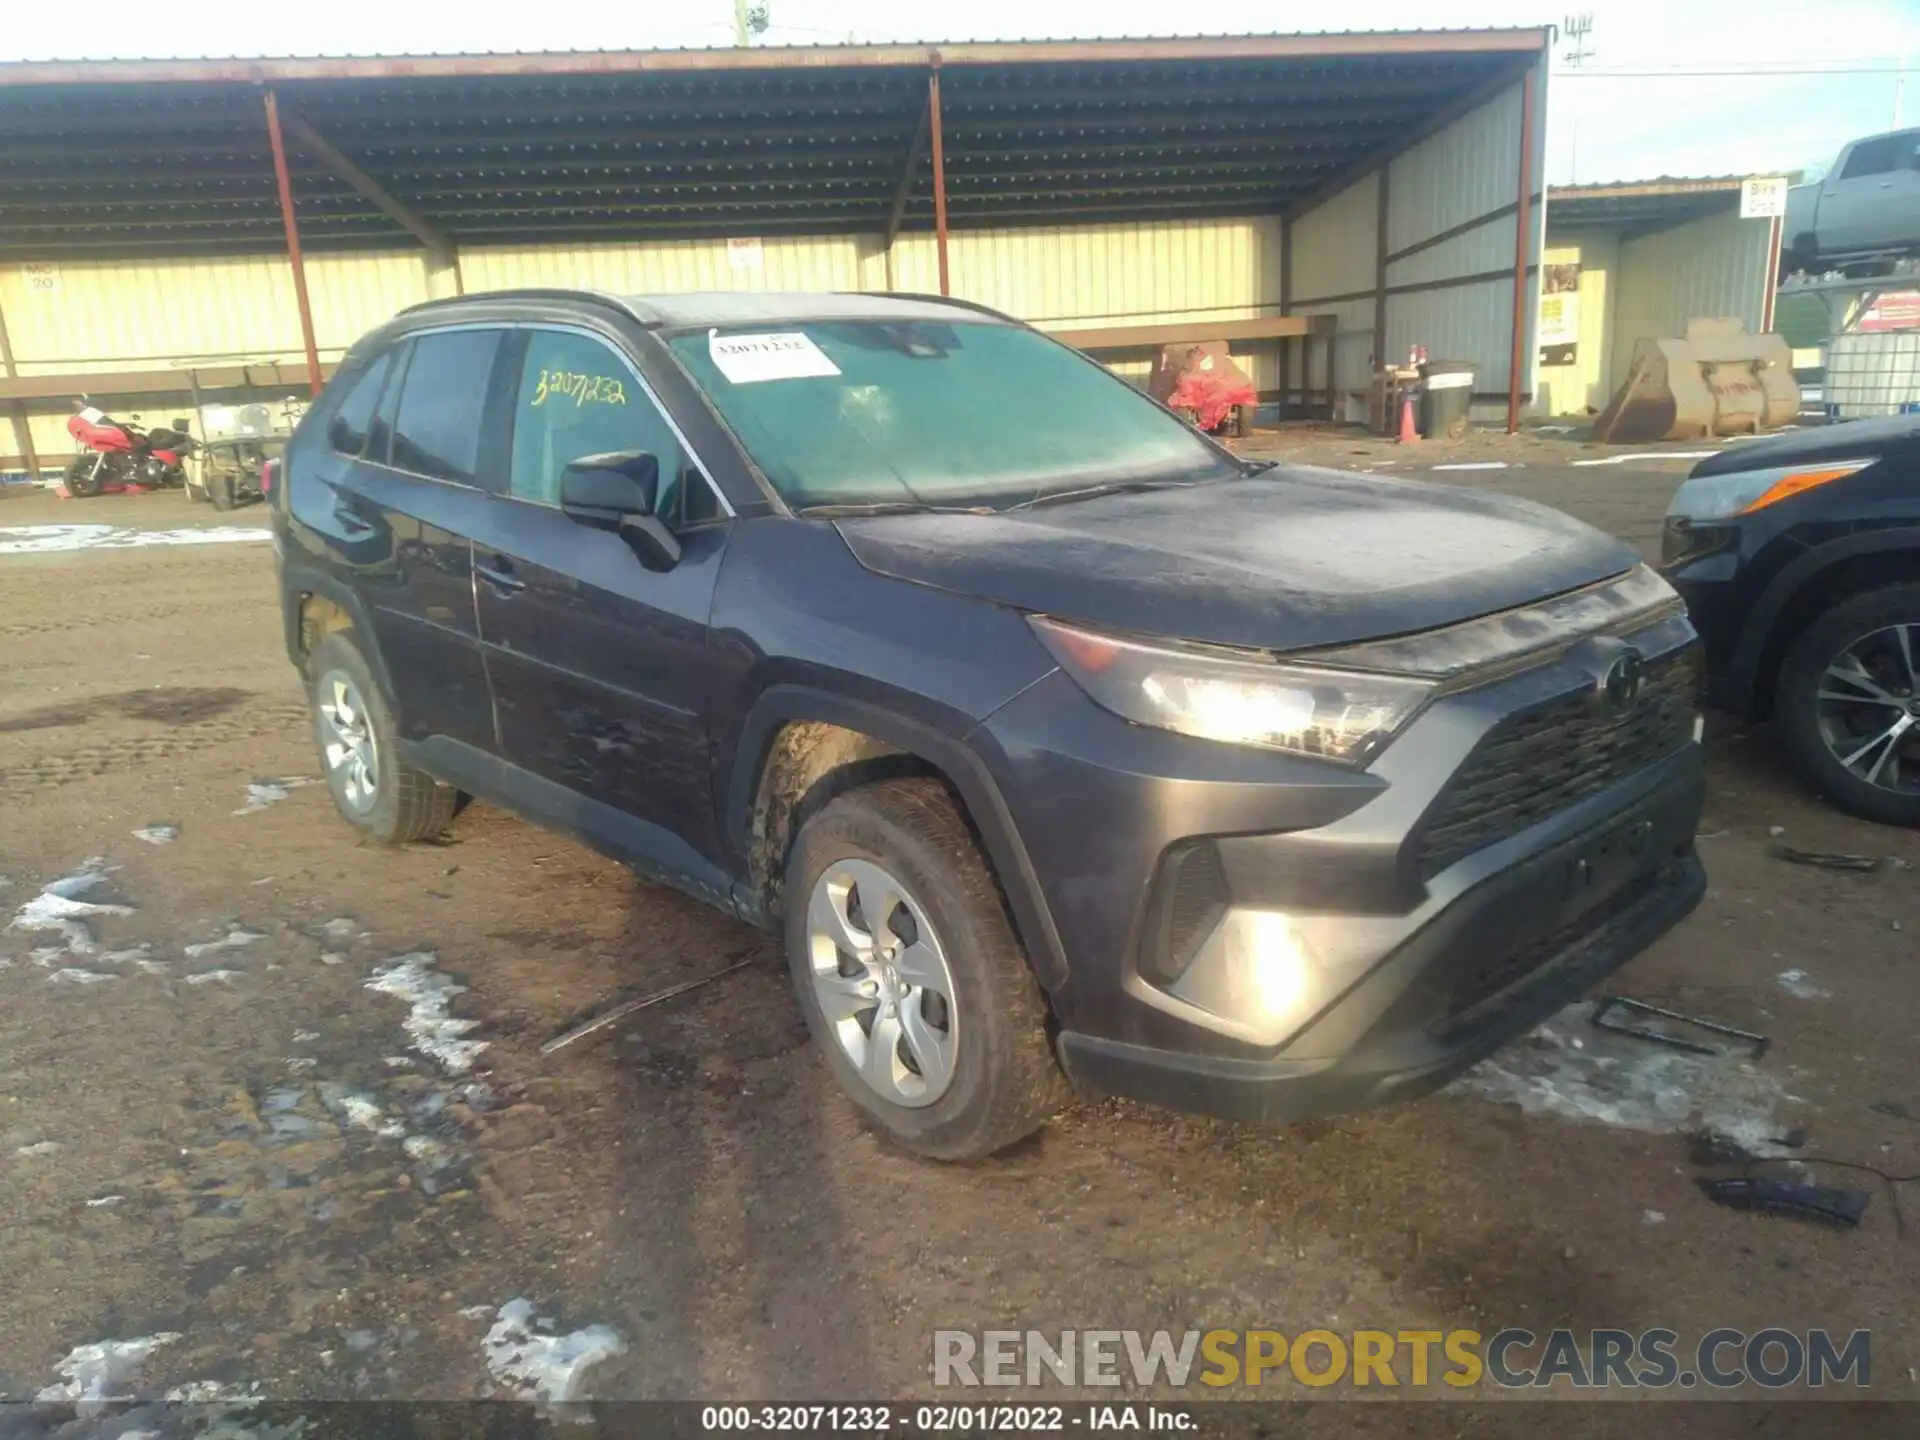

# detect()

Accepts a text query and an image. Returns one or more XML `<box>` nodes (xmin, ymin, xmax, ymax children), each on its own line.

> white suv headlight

<box><xmin>1029</xmin><ymin>615</ymin><xmax>1435</xmax><ymax>766</ymax></box>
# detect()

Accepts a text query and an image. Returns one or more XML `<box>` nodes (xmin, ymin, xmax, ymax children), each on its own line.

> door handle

<box><xmin>475</xmin><ymin>555</ymin><xmax>525</xmax><ymax>594</ymax></box>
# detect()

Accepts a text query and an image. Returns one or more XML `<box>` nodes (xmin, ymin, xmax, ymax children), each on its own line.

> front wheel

<box><xmin>64</xmin><ymin>456</ymin><xmax>104</xmax><ymax>498</ymax></box>
<box><xmin>784</xmin><ymin>778</ymin><xmax>1068</xmax><ymax>1160</ymax></box>
<box><xmin>1777</xmin><ymin>584</ymin><xmax>1920</xmax><ymax>826</ymax></box>
<box><xmin>307</xmin><ymin>632</ymin><xmax>459</xmax><ymax>844</ymax></box>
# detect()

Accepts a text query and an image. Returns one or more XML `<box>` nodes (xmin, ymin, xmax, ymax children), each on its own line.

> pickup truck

<box><xmin>1784</xmin><ymin>127</ymin><xmax>1920</xmax><ymax>274</ymax></box>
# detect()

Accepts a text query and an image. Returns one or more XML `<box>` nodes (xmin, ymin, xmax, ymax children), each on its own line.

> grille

<box><xmin>1413</xmin><ymin>647</ymin><xmax>1699</xmax><ymax>880</ymax></box>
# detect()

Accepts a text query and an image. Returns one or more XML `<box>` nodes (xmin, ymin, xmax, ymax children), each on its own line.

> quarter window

<box><xmin>325</xmin><ymin>350</ymin><xmax>393</xmax><ymax>457</ymax></box>
<box><xmin>387</xmin><ymin>329</ymin><xmax>503</xmax><ymax>484</ymax></box>
<box><xmin>508</xmin><ymin>330</ymin><xmax>717</xmax><ymax>525</ymax></box>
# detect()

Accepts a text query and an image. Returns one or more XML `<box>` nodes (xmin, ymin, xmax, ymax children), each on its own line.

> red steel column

<box><xmin>1506</xmin><ymin>63</ymin><xmax>1537</xmax><ymax>434</ymax></box>
<box><xmin>264</xmin><ymin>89</ymin><xmax>324</xmax><ymax>397</ymax></box>
<box><xmin>929</xmin><ymin>59</ymin><xmax>951</xmax><ymax>297</ymax></box>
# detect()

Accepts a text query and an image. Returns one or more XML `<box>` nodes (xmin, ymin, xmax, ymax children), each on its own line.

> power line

<box><xmin>1560</xmin><ymin>65</ymin><xmax>1906</xmax><ymax>78</ymax></box>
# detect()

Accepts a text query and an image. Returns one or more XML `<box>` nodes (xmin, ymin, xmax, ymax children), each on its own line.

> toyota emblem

<box><xmin>1601</xmin><ymin>648</ymin><xmax>1646</xmax><ymax>715</ymax></box>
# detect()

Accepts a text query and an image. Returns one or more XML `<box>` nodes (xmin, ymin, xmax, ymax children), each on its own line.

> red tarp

<box><xmin>1148</xmin><ymin>341</ymin><xmax>1257</xmax><ymax>432</ymax></box>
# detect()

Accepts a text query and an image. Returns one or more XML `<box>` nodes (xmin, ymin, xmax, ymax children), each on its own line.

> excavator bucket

<box><xmin>1592</xmin><ymin>318</ymin><xmax>1800</xmax><ymax>445</ymax></box>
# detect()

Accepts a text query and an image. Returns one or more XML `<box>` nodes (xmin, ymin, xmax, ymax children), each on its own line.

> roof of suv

<box><xmin>394</xmin><ymin>288</ymin><xmax>1013</xmax><ymax>331</ymax></box>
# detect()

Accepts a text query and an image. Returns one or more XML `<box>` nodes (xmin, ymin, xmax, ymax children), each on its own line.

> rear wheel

<box><xmin>1777</xmin><ymin>584</ymin><xmax>1920</xmax><ymax>826</ymax></box>
<box><xmin>307</xmin><ymin>631</ymin><xmax>458</xmax><ymax>844</ymax></box>
<box><xmin>784</xmin><ymin>778</ymin><xmax>1067</xmax><ymax>1160</ymax></box>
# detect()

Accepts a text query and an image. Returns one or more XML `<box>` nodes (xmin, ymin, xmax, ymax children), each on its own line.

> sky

<box><xmin>2</xmin><ymin>0</ymin><xmax>1915</xmax><ymax>185</ymax></box>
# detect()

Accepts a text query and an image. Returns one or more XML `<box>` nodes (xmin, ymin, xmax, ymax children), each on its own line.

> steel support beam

<box><xmin>0</xmin><ymin>288</ymin><xmax>41</xmax><ymax>483</ymax></box>
<box><xmin>929</xmin><ymin>59</ymin><xmax>951</xmax><ymax>296</ymax></box>
<box><xmin>264</xmin><ymin>90</ymin><xmax>324</xmax><ymax>399</ymax></box>
<box><xmin>279</xmin><ymin>110</ymin><xmax>457</xmax><ymax>261</ymax></box>
<box><xmin>1506</xmin><ymin>63</ymin><xmax>1536</xmax><ymax>434</ymax></box>
<box><xmin>884</xmin><ymin>90</ymin><xmax>934</xmax><ymax>252</ymax></box>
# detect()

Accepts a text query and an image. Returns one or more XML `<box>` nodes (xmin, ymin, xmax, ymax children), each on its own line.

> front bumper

<box><xmin>1055</xmin><ymin>768</ymin><xmax>1705</xmax><ymax>1123</ymax></box>
<box><xmin>974</xmin><ymin>610</ymin><xmax>1707</xmax><ymax>1124</ymax></box>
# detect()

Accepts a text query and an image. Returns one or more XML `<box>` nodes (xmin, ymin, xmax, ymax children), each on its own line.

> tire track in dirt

<box><xmin>0</xmin><ymin>698</ymin><xmax>310</xmax><ymax>796</ymax></box>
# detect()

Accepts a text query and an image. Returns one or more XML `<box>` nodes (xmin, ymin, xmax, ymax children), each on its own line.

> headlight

<box><xmin>1666</xmin><ymin>462</ymin><xmax>1867</xmax><ymax>523</ymax></box>
<box><xmin>1029</xmin><ymin>615</ymin><xmax>1435</xmax><ymax>765</ymax></box>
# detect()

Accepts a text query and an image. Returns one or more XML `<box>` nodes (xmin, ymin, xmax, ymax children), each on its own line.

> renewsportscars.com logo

<box><xmin>933</xmin><ymin>1328</ymin><xmax>1872</xmax><ymax>1390</ymax></box>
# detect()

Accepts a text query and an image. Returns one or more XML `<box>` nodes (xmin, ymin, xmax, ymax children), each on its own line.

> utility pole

<box><xmin>1562</xmin><ymin>13</ymin><xmax>1595</xmax><ymax>184</ymax></box>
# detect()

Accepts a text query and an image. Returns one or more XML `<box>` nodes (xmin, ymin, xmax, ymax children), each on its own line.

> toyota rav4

<box><xmin>274</xmin><ymin>289</ymin><xmax>1707</xmax><ymax>1160</ymax></box>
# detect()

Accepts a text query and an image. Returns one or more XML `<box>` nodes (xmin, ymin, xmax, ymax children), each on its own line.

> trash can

<box><xmin>1418</xmin><ymin>360</ymin><xmax>1476</xmax><ymax>439</ymax></box>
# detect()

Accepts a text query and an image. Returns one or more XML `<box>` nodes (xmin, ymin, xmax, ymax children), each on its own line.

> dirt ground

<box><xmin>1</xmin><ymin>431</ymin><xmax>1916</xmax><ymax>1425</ymax></box>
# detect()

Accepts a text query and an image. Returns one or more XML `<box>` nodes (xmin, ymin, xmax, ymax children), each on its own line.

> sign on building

<box><xmin>22</xmin><ymin>262</ymin><xmax>60</xmax><ymax>293</ymax></box>
<box><xmin>1538</xmin><ymin>262</ymin><xmax>1581</xmax><ymax>367</ymax></box>
<box><xmin>1740</xmin><ymin>176</ymin><xmax>1789</xmax><ymax>219</ymax></box>
<box><xmin>727</xmin><ymin>236</ymin><xmax>765</xmax><ymax>272</ymax></box>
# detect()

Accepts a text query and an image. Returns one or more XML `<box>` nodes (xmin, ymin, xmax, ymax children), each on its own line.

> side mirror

<box><xmin>557</xmin><ymin>449</ymin><xmax>681</xmax><ymax>573</ymax></box>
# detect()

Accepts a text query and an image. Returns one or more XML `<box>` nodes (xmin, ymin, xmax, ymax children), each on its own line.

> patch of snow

<box><xmin>460</xmin><ymin>1305</ymin><xmax>494</xmax><ymax>1320</ymax></box>
<box><xmin>136</xmin><ymin>959</ymin><xmax>172</xmax><ymax>976</ymax></box>
<box><xmin>0</xmin><ymin>523</ymin><xmax>269</xmax><ymax>556</ymax></box>
<box><xmin>233</xmin><ymin>778</ymin><xmax>316</xmax><ymax>815</ymax></box>
<box><xmin>48</xmin><ymin>967</ymin><xmax>116</xmax><ymax>985</ymax></box>
<box><xmin>162</xmin><ymin>1378</ymin><xmax>264</xmax><ymax>1403</ymax></box>
<box><xmin>320</xmin><ymin>952</ymin><xmax>348</xmax><ymax>966</ymax></box>
<box><xmin>1776</xmin><ymin>969</ymin><xmax>1830</xmax><ymax>1001</ymax></box>
<box><xmin>9</xmin><ymin>859</ymin><xmax>132</xmax><ymax>956</ymax></box>
<box><xmin>184</xmin><ymin>970</ymin><xmax>242</xmax><ymax>986</ymax></box>
<box><xmin>483</xmin><ymin>1299</ymin><xmax>625</xmax><ymax>1409</ymax></box>
<box><xmin>184</xmin><ymin>928</ymin><xmax>264</xmax><ymax>959</ymax></box>
<box><xmin>403</xmin><ymin>1135</ymin><xmax>455</xmax><ymax>1167</ymax></box>
<box><xmin>131</xmin><ymin>825</ymin><xmax>180</xmax><ymax>845</ymax></box>
<box><xmin>286</xmin><ymin>1058</ymin><xmax>318</xmax><ymax>1074</ymax></box>
<box><xmin>99</xmin><ymin>945</ymin><xmax>153</xmax><ymax>964</ymax></box>
<box><xmin>319</xmin><ymin>1085</ymin><xmax>406</xmax><ymax>1139</ymax></box>
<box><xmin>16</xmin><ymin>1140</ymin><xmax>61</xmax><ymax>1156</ymax></box>
<box><xmin>1642</xmin><ymin>1209</ymin><xmax>1666</xmax><ymax>1225</ymax></box>
<box><xmin>320</xmin><ymin>918</ymin><xmax>362</xmax><ymax>940</ymax></box>
<box><xmin>1452</xmin><ymin>1001</ymin><xmax>1800</xmax><ymax>1157</ymax></box>
<box><xmin>35</xmin><ymin>1333</ymin><xmax>181</xmax><ymax>1414</ymax></box>
<box><xmin>366</xmin><ymin>952</ymin><xmax>487</xmax><ymax>1075</ymax></box>
<box><xmin>86</xmin><ymin>1194</ymin><xmax>127</xmax><ymax>1208</ymax></box>
<box><xmin>292</xmin><ymin>1030</ymin><xmax>320</xmax><ymax>1043</ymax></box>
<box><xmin>1430</xmin><ymin>461</ymin><xmax>1511</xmax><ymax>471</ymax></box>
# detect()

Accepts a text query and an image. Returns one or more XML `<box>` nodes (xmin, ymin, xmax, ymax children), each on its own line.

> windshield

<box><xmin>666</xmin><ymin>319</ymin><xmax>1238</xmax><ymax>511</ymax></box>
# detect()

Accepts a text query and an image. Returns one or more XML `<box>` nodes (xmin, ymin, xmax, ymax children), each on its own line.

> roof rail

<box><xmin>394</xmin><ymin>287</ymin><xmax>650</xmax><ymax>323</ymax></box>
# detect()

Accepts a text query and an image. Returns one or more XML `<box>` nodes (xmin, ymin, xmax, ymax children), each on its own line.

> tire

<box><xmin>209</xmin><ymin>472</ymin><xmax>237</xmax><ymax>511</ymax></box>
<box><xmin>784</xmin><ymin>777</ymin><xmax>1068</xmax><ymax>1160</ymax></box>
<box><xmin>307</xmin><ymin>631</ymin><xmax>458</xmax><ymax>844</ymax></box>
<box><xmin>1776</xmin><ymin>583</ymin><xmax>1920</xmax><ymax>827</ymax></box>
<box><xmin>64</xmin><ymin>456</ymin><xmax>103</xmax><ymax>499</ymax></box>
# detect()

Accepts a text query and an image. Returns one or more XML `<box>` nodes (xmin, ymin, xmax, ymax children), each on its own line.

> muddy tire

<box><xmin>307</xmin><ymin>632</ymin><xmax>458</xmax><ymax>844</ymax></box>
<box><xmin>784</xmin><ymin>777</ymin><xmax>1068</xmax><ymax>1160</ymax></box>
<box><xmin>1777</xmin><ymin>584</ymin><xmax>1920</xmax><ymax>827</ymax></box>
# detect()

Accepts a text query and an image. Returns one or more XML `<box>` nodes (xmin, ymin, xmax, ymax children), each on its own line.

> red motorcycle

<box><xmin>64</xmin><ymin>399</ymin><xmax>194</xmax><ymax>498</ymax></box>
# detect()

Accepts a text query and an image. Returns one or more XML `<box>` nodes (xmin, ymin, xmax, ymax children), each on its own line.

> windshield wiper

<box><xmin>796</xmin><ymin>500</ymin><xmax>992</xmax><ymax>518</ymax></box>
<box><xmin>1241</xmin><ymin>458</ymin><xmax>1281</xmax><ymax>474</ymax></box>
<box><xmin>1004</xmin><ymin>477</ymin><xmax>1210</xmax><ymax>512</ymax></box>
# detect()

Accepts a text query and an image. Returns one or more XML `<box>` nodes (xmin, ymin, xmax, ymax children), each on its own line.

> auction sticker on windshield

<box><xmin>708</xmin><ymin>330</ymin><xmax>841</xmax><ymax>385</ymax></box>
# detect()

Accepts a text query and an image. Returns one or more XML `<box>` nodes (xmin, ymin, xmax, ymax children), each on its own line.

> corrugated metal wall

<box><xmin>1286</xmin><ymin>62</ymin><xmax>1544</xmax><ymax>411</ymax></box>
<box><xmin>4</xmin><ymin>214</ymin><xmax>1293</xmax><ymax>465</ymax></box>
<box><xmin>1609</xmin><ymin>209</ymin><xmax>1773</xmax><ymax>394</ymax></box>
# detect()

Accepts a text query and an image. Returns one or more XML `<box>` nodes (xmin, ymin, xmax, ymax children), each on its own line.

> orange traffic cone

<box><xmin>1397</xmin><ymin>388</ymin><xmax>1420</xmax><ymax>444</ymax></box>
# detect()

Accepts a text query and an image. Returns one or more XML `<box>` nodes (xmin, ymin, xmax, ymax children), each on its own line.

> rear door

<box><xmin>339</xmin><ymin>326</ymin><xmax>513</xmax><ymax>751</ymax></box>
<box><xmin>468</xmin><ymin>326</ymin><xmax>735</xmax><ymax>879</ymax></box>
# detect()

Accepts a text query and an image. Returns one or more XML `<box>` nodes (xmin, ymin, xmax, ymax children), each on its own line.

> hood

<box><xmin>1690</xmin><ymin>414</ymin><xmax>1920</xmax><ymax>478</ymax></box>
<box><xmin>835</xmin><ymin>467</ymin><xmax>1639</xmax><ymax>653</ymax></box>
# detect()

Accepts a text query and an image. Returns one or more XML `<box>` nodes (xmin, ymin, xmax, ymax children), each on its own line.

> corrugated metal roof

<box><xmin>0</xmin><ymin>31</ymin><xmax>1546</xmax><ymax>259</ymax></box>
<box><xmin>1546</xmin><ymin>177</ymin><xmax>1747</xmax><ymax>235</ymax></box>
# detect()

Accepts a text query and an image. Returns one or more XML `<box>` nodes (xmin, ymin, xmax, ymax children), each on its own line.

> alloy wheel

<box><xmin>316</xmin><ymin>670</ymin><xmax>380</xmax><ymax>814</ymax></box>
<box><xmin>1814</xmin><ymin>623</ymin><xmax>1920</xmax><ymax>794</ymax></box>
<box><xmin>805</xmin><ymin>858</ymin><xmax>959</xmax><ymax>1108</ymax></box>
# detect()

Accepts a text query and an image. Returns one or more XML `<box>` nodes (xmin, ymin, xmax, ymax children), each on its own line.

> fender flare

<box><xmin>1728</xmin><ymin>526</ymin><xmax>1920</xmax><ymax>711</ymax></box>
<box><xmin>279</xmin><ymin>563</ymin><xmax>400</xmax><ymax>710</ymax></box>
<box><xmin>726</xmin><ymin>685</ymin><xmax>1069</xmax><ymax>990</ymax></box>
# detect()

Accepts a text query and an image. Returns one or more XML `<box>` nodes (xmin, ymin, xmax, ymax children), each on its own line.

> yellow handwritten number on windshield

<box><xmin>530</xmin><ymin>371</ymin><xmax>628</xmax><ymax>407</ymax></box>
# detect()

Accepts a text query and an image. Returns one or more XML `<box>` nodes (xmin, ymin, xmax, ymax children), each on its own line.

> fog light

<box><xmin>1239</xmin><ymin>911</ymin><xmax>1312</xmax><ymax>1022</ymax></box>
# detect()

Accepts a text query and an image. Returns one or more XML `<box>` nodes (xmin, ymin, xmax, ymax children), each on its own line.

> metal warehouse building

<box><xmin>0</xmin><ymin>29</ymin><xmax>1552</xmax><ymax>478</ymax></box>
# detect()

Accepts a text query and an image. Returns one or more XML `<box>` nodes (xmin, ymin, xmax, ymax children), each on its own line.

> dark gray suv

<box><xmin>273</xmin><ymin>289</ymin><xmax>1707</xmax><ymax>1160</ymax></box>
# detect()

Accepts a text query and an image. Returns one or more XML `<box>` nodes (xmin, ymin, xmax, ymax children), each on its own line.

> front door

<box><xmin>470</xmin><ymin>327</ymin><xmax>734</xmax><ymax>883</ymax></box>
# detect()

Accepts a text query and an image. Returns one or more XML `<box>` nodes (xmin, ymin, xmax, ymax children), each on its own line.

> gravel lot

<box><xmin>1</xmin><ymin>431</ymin><xmax>1914</xmax><ymax>1423</ymax></box>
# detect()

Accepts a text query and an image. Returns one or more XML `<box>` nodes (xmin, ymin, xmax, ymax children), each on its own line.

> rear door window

<box><xmin>388</xmin><ymin>329</ymin><xmax>504</xmax><ymax>485</ymax></box>
<box><xmin>325</xmin><ymin>350</ymin><xmax>394</xmax><ymax>457</ymax></box>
